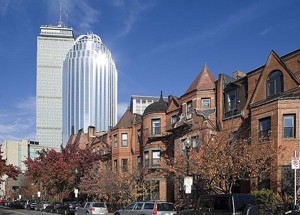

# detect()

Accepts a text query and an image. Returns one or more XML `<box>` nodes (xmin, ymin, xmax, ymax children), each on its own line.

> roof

<box><xmin>143</xmin><ymin>92</ymin><xmax>168</xmax><ymax>115</ymax></box>
<box><xmin>184</xmin><ymin>64</ymin><xmax>216</xmax><ymax>95</ymax></box>
<box><xmin>113</xmin><ymin>108</ymin><xmax>133</xmax><ymax>129</ymax></box>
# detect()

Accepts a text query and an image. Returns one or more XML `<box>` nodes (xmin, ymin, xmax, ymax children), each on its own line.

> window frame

<box><xmin>144</xmin><ymin>151</ymin><xmax>149</xmax><ymax>168</ymax></box>
<box><xmin>113</xmin><ymin>159</ymin><xmax>117</xmax><ymax>173</ymax></box>
<box><xmin>187</xmin><ymin>101</ymin><xmax>193</xmax><ymax>119</ymax></box>
<box><xmin>121</xmin><ymin>158</ymin><xmax>128</xmax><ymax>173</ymax></box>
<box><xmin>171</xmin><ymin>115</ymin><xmax>178</xmax><ymax>127</ymax></box>
<box><xmin>201</xmin><ymin>98</ymin><xmax>211</xmax><ymax>109</ymax></box>
<box><xmin>224</xmin><ymin>89</ymin><xmax>237</xmax><ymax>114</ymax></box>
<box><xmin>152</xmin><ymin>150</ymin><xmax>161</xmax><ymax>167</ymax></box>
<box><xmin>121</xmin><ymin>133</ymin><xmax>128</xmax><ymax>147</ymax></box>
<box><xmin>283</xmin><ymin>114</ymin><xmax>296</xmax><ymax>139</ymax></box>
<box><xmin>266</xmin><ymin>70</ymin><xmax>283</xmax><ymax>97</ymax></box>
<box><xmin>259</xmin><ymin>117</ymin><xmax>271</xmax><ymax>141</ymax></box>
<box><xmin>113</xmin><ymin>134</ymin><xmax>118</xmax><ymax>148</ymax></box>
<box><xmin>151</xmin><ymin>118</ymin><xmax>161</xmax><ymax>135</ymax></box>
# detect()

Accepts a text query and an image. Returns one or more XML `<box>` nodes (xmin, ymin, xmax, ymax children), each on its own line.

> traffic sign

<box><xmin>291</xmin><ymin>157</ymin><xmax>300</xmax><ymax>169</ymax></box>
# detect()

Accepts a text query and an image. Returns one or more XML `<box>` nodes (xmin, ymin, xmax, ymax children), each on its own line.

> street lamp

<box><xmin>183</xmin><ymin>138</ymin><xmax>192</xmax><ymax>209</ymax></box>
<box><xmin>74</xmin><ymin>169</ymin><xmax>78</xmax><ymax>201</ymax></box>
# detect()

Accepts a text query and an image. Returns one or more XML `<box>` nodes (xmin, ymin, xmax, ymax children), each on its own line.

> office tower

<box><xmin>62</xmin><ymin>33</ymin><xmax>118</xmax><ymax>144</ymax></box>
<box><xmin>130</xmin><ymin>95</ymin><xmax>168</xmax><ymax>115</ymax></box>
<box><xmin>36</xmin><ymin>23</ymin><xmax>74</xmax><ymax>148</ymax></box>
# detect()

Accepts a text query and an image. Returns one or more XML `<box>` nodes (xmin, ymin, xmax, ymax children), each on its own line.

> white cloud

<box><xmin>116</xmin><ymin>0</ymin><xmax>156</xmax><ymax>38</ymax></box>
<box><xmin>0</xmin><ymin>96</ymin><xmax>36</xmax><ymax>143</ymax></box>
<box><xmin>46</xmin><ymin>0</ymin><xmax>100</xmax><ymax>35</ymax></box>
<box><xmin>259</xmin><ymin>27</ymin><xmax>273</xmax><ymax>36</ymax></box>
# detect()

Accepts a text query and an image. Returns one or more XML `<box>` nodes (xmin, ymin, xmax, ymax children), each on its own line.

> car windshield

<box><xmin>157</xmin><ymin>203</ymin><xmax>175</xmax><ymax>211</ymax></box>
<box><xmin>93</xmin><ymin>202</ymin><xmax>105</xmax><ymax>207</ymax></box>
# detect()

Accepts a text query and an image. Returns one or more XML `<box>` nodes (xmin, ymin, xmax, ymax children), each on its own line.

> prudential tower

<box><xmin>62</xmin><ymin>34</ymin><xmax>118</xmax><ymax>144</ymax></box>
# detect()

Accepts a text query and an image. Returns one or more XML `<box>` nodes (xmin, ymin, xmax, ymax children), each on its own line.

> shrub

<box><xmin>251</xmin><ymin>189</ymin><xmax>282</xmax><ymax>214</ymax></box>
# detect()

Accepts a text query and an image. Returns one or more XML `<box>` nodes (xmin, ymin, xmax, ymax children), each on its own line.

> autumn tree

<box><xmin>162</xmin><ymin>120</ymin><xmax>278</xmax><ymax>195</ymax></box>
<box><xmin>0</xmin><ymin>150</ymin><xmax>19</xmax><ymax>183</ymax></box>
<box><xmin>24</xmin><ymin>143</ymin><xmax>99</xmax><ymax>201</ymax></box>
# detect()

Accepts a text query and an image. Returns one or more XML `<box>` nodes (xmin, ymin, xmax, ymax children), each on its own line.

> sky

<box><xmin>0</xmin><ymin>0</ymin><xmax>300</xmax><ymax>143</ymax></box>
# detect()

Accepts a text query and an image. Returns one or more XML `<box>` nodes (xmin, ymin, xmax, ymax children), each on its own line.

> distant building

<box><xmin>130</xmin><ymin>95</ymin><xmax>168</xmax><ymax>115</ymax></box>
<box><xmin>62</xmin><ymin>34</ymin><xmax>118</xmax><ymax>144</ymax></box>
<box><xmin>36</xmin><ymin>22</ymin><xmax>75</xmax><ymax>148</ymax></box>
<box><xmin>0</xmin><ymin>140</ymin><xmax>59</xmax><ymax>199</ymax></box>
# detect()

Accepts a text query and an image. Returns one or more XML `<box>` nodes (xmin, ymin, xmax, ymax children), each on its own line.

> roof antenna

<box><xmin>58</xmin><ymin>1</ymin><xmax>63</xmax><ymax>27</ymax></box>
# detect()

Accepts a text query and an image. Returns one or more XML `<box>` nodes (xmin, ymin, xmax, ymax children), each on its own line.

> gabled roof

<box><xmin>166</xmin><ymin>96</ymin><xmax>180</xmax><ymax>113</ymax></box>
<box><xmin>113</xmin><ymin>108</ymin><xmax>133</xmax><ymax>129</ymax></box>
<box><xmin>249</xmin><ymin>50</ymin><xmax>300</xmax><ymax>105</ymax></box>
<box><xmin>184</xmin><ymin>64</ymin><xmax>216</xmax><ymax>95</ymax></box>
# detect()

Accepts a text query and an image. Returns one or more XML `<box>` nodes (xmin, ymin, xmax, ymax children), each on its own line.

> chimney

<box><xmin>232</xmin><ymin>70</ymin><xmax>246</xmax><ymax>79</ymax></box>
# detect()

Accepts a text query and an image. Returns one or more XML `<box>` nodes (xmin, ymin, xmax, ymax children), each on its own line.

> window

<box><xmin>152</xmin><ymin>150</ymin><xmax>161</xmax><ymax>166</ymax></box>
<box><xmin>125</xmin><ymin>203</ymin><xmax>135</xmax><ymax>210</ymax></box>
<box><xmin>113</xmin><ymin>134</ymin><xmax>118</xmax><ymax>148</ymax></box>
<box><xmin>224</xmin><ymin>89</ymin><xmax>237</xmax><ymax>114</ymax></box>
<box><xmin>187</xmin><ymin>101</ymin><xmax>193</xmax><ymax>118</ymax></box>
<box><xmin>171</xmin><ymin>115</ymin><xmax>178</xmax><ymax>127</ymax></box>
<box><xmin>137</xmin><ymin>129</ymin><xmax>141</xmax><ymax>144</ymax></box>
<box><xmin>121</xmin><ymin>159</ymin><xmax>128</xmax><ymax>172</ymax></box>
<box><xmin>152</xmin><ymin>119</ymin><xmax>161</xmax><ymax>135</ymax></box>
<box><xmin>259</xmin><ymin>117</ymin><xmax>271</xmax><ymax>141</ymax></box>
<box><xmin>267</xmin><ymin>70</ymin><xmax>283</xmax><ymax>97</ymax></box>
<box><xmin>137</xmin><ymin>156</ymin><xmax>142</xmax><ymax>169</ymax></box>
<box><xmin>121</xmin><ymin>133</ymin><xmax>128</xmax><ymax>147</ymax></box>
<box><xmin>284</xmin><ymin>114</ymin><xmax>295</xmax><ymax>138</ymax></box>
<box><xmin>144</xmin><ymin>151</ymin><xmax>149</xmax><ymax>167</ymax></box>
<box><xmin>192</xmin><ymin>136</ymin><xmax>199</xmax><ymax>148</ymax></box>
<box><xmin>202</xmin><ymin>98</ymin><xmax>211</xmax><ymax>108</ymax></box>
<box><xmin>113</xmin><ymin>160</ymin><xmax>117</xmax><ymax>173</ymax></box>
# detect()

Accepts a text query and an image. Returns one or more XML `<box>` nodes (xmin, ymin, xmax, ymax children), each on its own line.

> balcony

<box><xmin>143</xmin><ymin>127</ymin><xmax>171</xmax><ymax>142</ymax></box>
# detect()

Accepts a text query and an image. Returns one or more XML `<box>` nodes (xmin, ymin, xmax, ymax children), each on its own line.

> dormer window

<box><xmin>267</xmin><ymin>70</ymin><xmax>283</xmax><ymax>97</ymax></box>
<box><xmin>224</xmin><ymin>89</ymin><xmax>237</xmax><ymax>117</ymax></box>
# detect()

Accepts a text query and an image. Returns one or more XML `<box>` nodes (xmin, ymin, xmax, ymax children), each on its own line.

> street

<box><xmin>0</xmin><ymin>207</ymin><xmax>53</xmax><ymax>215</ymax></box>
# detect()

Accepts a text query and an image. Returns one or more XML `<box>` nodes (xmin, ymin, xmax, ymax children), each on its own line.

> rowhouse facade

<box><xmin>68</xmin><ymin>48</ymin><xmax>300</xmax><ymax>203</ymax></box>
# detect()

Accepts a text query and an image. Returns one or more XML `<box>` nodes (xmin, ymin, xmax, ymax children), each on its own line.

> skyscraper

<box><xmin>36</xmin><ymin>23</ymin><xmax>74</xmax><ymax>148</ymax></box>
<box><xmin>62</xmin><ymin>33</ymin><xmax>118</xmax><ymax>144</ymax></box>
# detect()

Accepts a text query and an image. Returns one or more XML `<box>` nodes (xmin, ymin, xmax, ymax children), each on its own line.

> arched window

<box><xmin>267</xmin><ymin>70</ymin><xmax>283</xmax><ymax>97</ymax></box>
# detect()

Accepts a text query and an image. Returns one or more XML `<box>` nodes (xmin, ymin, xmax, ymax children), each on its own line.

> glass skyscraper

<box><xmin>62</xmin><ymin>34</ymin><xmax>118</xmax><ymax>144</ymax></box>
<box><xmin>36</xmin><ymin>24</ymin><xmax>74</xmax><ymax>148</ymax></box>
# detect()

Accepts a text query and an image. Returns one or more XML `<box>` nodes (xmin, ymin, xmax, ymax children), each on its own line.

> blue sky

<box><xmin>0</xmin><ymin>0</ymin><xmax>300</xmax><ymax>143</ymax></box>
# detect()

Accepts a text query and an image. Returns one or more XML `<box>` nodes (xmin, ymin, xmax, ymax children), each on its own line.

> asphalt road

<box><xmin>0</xmin><ymin>207</ymin><xmax>54</xmax><ymax>215</ymax></box>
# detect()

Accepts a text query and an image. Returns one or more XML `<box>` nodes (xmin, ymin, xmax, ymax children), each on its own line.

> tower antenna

<box><xmin>58</xmin><ymin>1</ymin><xmax>63</xmax><ymax>27</ymax></box>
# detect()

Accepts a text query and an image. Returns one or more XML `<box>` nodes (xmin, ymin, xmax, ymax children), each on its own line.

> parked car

<box><xmin>44</xmin><ymin>202</ymin><xmax>62</xmax><ymax>213</ymax></box>
<box><xmin>113</xmin><ymin>201</ymin><xmax>177</xmax><ymax>215</ymax></box>
<box><xmin>76</xmin><ymin>202</ymin><xmax>109</xmax><ymax>215</ymax></box>
<box><xmin>179</xmin><ymin>193</ymin><xmax>259</xmax><ymax>215</ymax></box>
<box><xmin>27</xmin><ymin>201</ymin><xmax>37</xmax><ymax>210</ymax></box>
<box><xmin>56</xmin><ymin>201</ymin><xmax>79</xmax><ymax>215</ymax></box>
<box><xmin>36</xmin><ymin>201</ymin><xmax>49</xmax><ymax>211</ymax></box>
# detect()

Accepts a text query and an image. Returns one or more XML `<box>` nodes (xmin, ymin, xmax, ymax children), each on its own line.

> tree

<box><xmin>24</xmin><ymin>144</ymin><xmax>99</xmax><ymax>201</ymax></box>
<box><xmin>162</xmin><ymin>121</ymin><xmax>278</xmax><ymax>195</ymax></box>
<box><xmin>0</xmin><ymin>150</ymin><xmax>19</xmax><ymax>183</ymax></box>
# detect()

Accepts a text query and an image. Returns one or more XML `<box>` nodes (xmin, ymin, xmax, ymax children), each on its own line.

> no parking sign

<box><xmin>291</xmin><ymin>157</ymin><xmax>300</xmax><ymax>169</ymax></box>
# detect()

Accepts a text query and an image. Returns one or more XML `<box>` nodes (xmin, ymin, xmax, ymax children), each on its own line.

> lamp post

<box><xmin>184</xmin><ymin>138</ymin><xmax>192</xmax><ymax>209</ymax></box>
